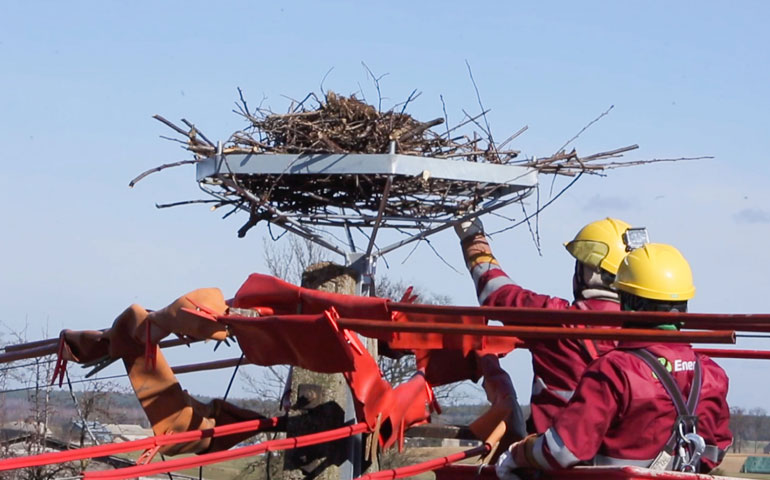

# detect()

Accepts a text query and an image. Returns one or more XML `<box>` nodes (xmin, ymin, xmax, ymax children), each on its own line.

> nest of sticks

<box><xmin>146</xmin><ymin>90</ymin><xmax>695</xmax><ymax>233</ymax></box>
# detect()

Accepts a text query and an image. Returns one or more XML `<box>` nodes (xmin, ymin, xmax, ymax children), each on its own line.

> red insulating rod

<box><xmin>171</xmin><ymin>357</ymin><xmax>248</xmax><ymax>374</ymax></box>
<box><xmin>0</xmin><ymin>337</ymin><xmax>200</xmax><ymax>365</ymax></box>
<box><xmin>695</xmin><ymin>348</ymin><xmax>770</xmax><ymax>360</ymax></box>
<box><xmin>83</xmin><ymin>422</ymin><xmax>370</xmax><ymax>480</ymax></box>
<box><xmin>388</xmin><ymin>303</ymin><xmax>770</xmax><ymax>332</ymax></box>
<box><xmin>337</xmin><ymin>318</ymin><xmax>736</xmax><ymax>344</ymax></box>
<box><xmin>0</xmin><ymin>416</ymin><xmax>284</xmax><ymax>472</ymax></box>
<box><xmin>3</xmin><ymin>338</ymin><xmax>59</xmax><ymax>352</ymax></box>
<box><xmin>171</xmin><ymin>346</ymin><xmax>770</xmax><ymax>381</ymax></box>
<box><xmin>0</xmin><ymin>343</ymin><xmax>58</xmax><ymax>364</ymax></box>
<box><xmin>357</xmin><ymin>444</ymin><xmax>490</xmax><ymax>479</ymax></box>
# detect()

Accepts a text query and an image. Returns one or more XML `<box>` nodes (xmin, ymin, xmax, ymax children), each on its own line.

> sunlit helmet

<box><xmin>613</xmin><ymin>243</ymin><xmax>696</xmax><ymax>302</ymax></box>
<box><xmin>564</xmin><ymin>218</ymin><xmax>632</xmax><ymax>274</ymax></box>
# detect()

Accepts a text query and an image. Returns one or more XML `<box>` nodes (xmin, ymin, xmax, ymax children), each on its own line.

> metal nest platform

<box><xmin>197</xmin><ymin>151</ymin><xmax>538</xmax><ymax>232</ymax></box>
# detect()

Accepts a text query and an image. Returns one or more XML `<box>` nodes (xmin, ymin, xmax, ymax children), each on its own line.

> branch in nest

<box><xmin>129</xmin><ymin>159</ymin><xmax>200</xmax><ymax>187</ymax></box>
<box><xmin>153</xmin><ymin>114</ymin><xmax>188</xmax><ymax>137</ymax></box>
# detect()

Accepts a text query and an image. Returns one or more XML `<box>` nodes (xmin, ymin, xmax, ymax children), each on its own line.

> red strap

<box><xmin>136</xmin><ymin>445</ymin><xmax>160</xmax><ymax>465</ymax></box>
<box><xmin>0</xmin><ymin>417</ymin><xmax>282</xmax><ymax>472</ymax></box>
<box><xmin>83</xmin><ymin>423</ymin><xmax>369</xmax><ymax>480</ymax></box>
<box><xmin>221</xmin><ymin>312</ymin><xmax>356</xmax><ymax>373</ymax></box>
<box><xmin>573</xmin><ymin>302</ymin><xmax>600</xmax><ymax>360</ymax></box>
<box><xmin>357</xmin><ymin>444</ymin><xmax>490</xmax><ymax>479</ymax></box>
<box><xmin>50</xmin><ymin>334</ymin><xmax>67</xmax><ymax>387</ymax></box>
<box><xmin>583</xmin><ymin>337</ymin><xmax>600</xmax><ymax>360</ymax></box>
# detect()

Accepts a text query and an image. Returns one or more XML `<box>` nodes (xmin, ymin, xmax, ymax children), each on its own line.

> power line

<box><xmin>0</xmin><ymin>358</ymin><xmax>56</xmax><ymax>372</ymax></box>
<box><xmin>0</xmin><ymin>373</ymin><xmax>127</xmax><ymax>395</ymax></box>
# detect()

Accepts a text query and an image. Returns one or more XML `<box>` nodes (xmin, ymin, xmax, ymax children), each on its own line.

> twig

<box><xmin>159</xmin><ymin>135</ymin><xmax>190</xmax><ymax>145</ymax></box>
<box><xmin>361</xmin><ymin>62</ymin><xmax>388</xmax><ymax>113</ymax></box>
<box><xmin>181</xmin><ymin>119</ymin><xmax>215</xmax><ymax>147</ymax></box>
<box><xmin>155</xmin><ymin>199</ymin><xmax>220</xmax><ymax>209</ymax></box>
<box><xmin>395</xmin><ymin>89</ymin><xmax>421</xmax><ymax>115</ymax></box>
<box><xmin>497</xmin><ymin>125</ymin><xmax>528</xmax><ymax>151</ymax></box>
<box><xmin>440</xmin><ymin>94</ymin><xmax>451</xmax><ymax>140</ymax></box>
<box><xmin>153</xmin><ymin>114</ymin><xmax>188</xmax><ymax>137</ymax></box>
<box><xmin>555</xmin><ymin>105</ymin><xmax>614</xmax><ymax>155</ymax></box>
<box><xmin>440</xmin><ymin>109</ymin><xmax>490</xmax><ymax>137</ymax></box>
<box><xmin>488</xmin><ymin>172</ymin><xmax>585</xmax><ymax>236</ymax></box>
<box><xmin>129</xmin><ymin>159</ymin><xmax>199</xmax><ymax>187</ymax></box>
<box><xmin>517</xmin><ymin>196</ymin><xmax>541</xmax><ymax>256</ymax></box>
<box><xmin>580</xmin><ymin>144</ymin><xmax>639</xmax><ymax>161</ymax></box>
<box><xmin>319</xmin><ymin>67</ymin><xmax>335</xmax><ymax>96</ymax></box>
<box><xmin>465</xmin><ymin>60</ymin><xmax>496</xmax><ymax>150</ymax></box>
<box><xmin>596</xmin><ymin>156</ymin><xmax>712</xmax><ymax>168</ymax></box>
<box><xmin>423</xmin><ymin>237</ymin><xmax>462</xmax><ymax>274</ymax></box>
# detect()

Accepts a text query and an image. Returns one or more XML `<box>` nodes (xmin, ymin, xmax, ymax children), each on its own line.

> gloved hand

<box><xmin>454</xmin><ymin>217</ymin><xmax>484</xmax><ymax>241</ymax></box>
<box><xmin>496</xmin><ymin>449</ymin><xmax>521</xmax><ymax>480</ymax></box>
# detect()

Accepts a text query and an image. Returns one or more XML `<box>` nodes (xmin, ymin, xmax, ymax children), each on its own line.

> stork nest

<box><xmin>145</xmin><ymin>89</ymin><xmax>688</xmax><ymax>234</ymax></box>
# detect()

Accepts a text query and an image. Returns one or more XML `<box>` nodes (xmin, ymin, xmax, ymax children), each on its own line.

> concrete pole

<box><xmin>282</xmin><ymin>262</ymin><xmax>377</xmax><ymax>479</ymax></box>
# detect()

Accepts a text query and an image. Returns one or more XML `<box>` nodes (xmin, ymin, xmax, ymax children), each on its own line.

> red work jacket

<box><xmin>534</xmin><ymin>342</ymin><xmax>732</xmax><ymax>472</ymax></box>
<box><xmin>474</xmin><ymin>264</ymin><xmax>619</xmax><ymax>433</ymax></box>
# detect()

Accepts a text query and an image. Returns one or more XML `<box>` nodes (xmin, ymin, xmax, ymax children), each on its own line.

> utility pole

<box><xmin>282</xmin><ymin>262</ymin><xmax>373</xmax><ymax>479</ymax></box>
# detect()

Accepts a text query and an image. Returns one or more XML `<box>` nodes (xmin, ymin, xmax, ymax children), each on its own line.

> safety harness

<box><xmin>629</xmin><ymin>348</ymin><xmax>705</xmax><ymax>472</ymax></box>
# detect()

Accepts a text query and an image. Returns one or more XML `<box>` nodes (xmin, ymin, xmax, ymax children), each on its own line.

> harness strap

<box><xmin>574</xmin><ymin>301</ymin><xmax>600</xmax><ymax>361</ymax></box>
<box><xmin>629</xmin><ymin>349</ymin><xmax>702</xmax><ymax>456</ymax></box>
<box><xmin>630</xmin><ymin>349</ymin><xmax>701</xmax><ymax>415</ymax></box>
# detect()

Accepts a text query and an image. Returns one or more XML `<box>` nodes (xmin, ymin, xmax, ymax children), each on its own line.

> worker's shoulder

<box><xmin>696</xmin><ymin>352</ymin><xmax>729</xmax><ymax>382</ymax></box>
<box><xmin>582</xmin><ymin>348</ymin><xmax>639</xmax><ymax>376</ymax></box>
<box><xmin>593</xmin><ymin>348</ymin><xmax>637</xmax><ymax>365</ymax></box>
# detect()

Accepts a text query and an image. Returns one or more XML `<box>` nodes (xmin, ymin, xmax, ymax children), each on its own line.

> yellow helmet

<box><xmin>564</xmin><ymin>218</ymin><xmax>632</xmax><ymax>274</ymax></box>
<box><xmin>612</xmin><ymin>243</ymin><xmax>696</xmax><ymax>301</ymax></box>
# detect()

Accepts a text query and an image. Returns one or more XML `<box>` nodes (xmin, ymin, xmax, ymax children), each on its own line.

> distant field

<box><xmin>719</xmin><ymin>453</ymin><xmax>770</xmax><ymax>480</ymax></box>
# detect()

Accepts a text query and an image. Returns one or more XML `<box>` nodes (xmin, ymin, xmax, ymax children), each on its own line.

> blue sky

<box><xmin>1</xmin><ymin>1</ymin><xmax>769</xmax><ymax>407</ymax></box>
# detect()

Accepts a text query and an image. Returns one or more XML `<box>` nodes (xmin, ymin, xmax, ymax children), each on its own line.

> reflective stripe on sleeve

<box><xmin>470</xmin><ymin>262</ymin><xmax>503</xmax><ymax>285</ymax></box>
<box><xmin>478</xmin><ymin>274</ymin><xmax>516</xmax><ymax>304</ymax></box>
<box><xmin>532</xmin><ymin>376</ymin><xmax>574</xmax><ymax>401</ymax></box>
<box><xmin>532</xmin><ymin>434</ymin><xmax>554</xmax><ymax>470</ymax></box>
<box><xmin>592</xmin><ymin>454</ymin><xmax>655</xmax><ymax>467</ymax></box>
<box><xmin>703</xmin><ymin>445</ymin><xmax>724</xmax><ymax>463</ymax></box>
<box><xmin>543</xmin><ymin>427</ymin><xmax>580</xmax><ymax>469</ymax></box>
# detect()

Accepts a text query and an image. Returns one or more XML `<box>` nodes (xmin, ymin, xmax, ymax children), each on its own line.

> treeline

<box><xmin>3</xmin><ymin>389</ymin><xmax>767</xmax><ymax>452</ymax></box>
<box><xmin>1</xmin><ymin>389</ymin><xmax>280</xmax><ymax>432</ymax></box>
<box><xmin>730</xmin><ymin>407</ymin><xmax>770</xmax><ymax>453</ymax></box>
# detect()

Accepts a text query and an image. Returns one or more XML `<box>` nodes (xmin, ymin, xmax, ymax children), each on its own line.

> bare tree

<box><xmin>260</xmin><ymin>234</ymin><xmax>462</xmax><ymax>398</ymax></box>
<box><xmin>0</xmin><ymin>337</ymin><xmax>79</xmax><ymax>480</ymax></box>
<box><xmin>374</xmin><ymin>277</ymin><xmax>475</xmax><ymax>404</ymax></box>
<box><xmin>728</xmin><ymin>406</ymin><xmax>770</xmax><ymax>453</ymax></box>
<box><xmin>262</xmin><ymin>234</ymin><xmax>331</xmax><ymax>286</ymax></box>
<box><xmin>0</xmin><ymin>323</ymin><xmax>133</xmax><ymax>478</ymax></box>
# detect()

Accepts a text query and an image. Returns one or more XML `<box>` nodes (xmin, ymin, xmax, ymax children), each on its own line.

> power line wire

<box><xmin>1</xmin><ymin>374</ymin><xmax>127</xmax><ymax>394</ymax></box>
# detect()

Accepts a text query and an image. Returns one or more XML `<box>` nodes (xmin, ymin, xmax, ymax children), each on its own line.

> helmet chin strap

<box><xmin>573</xmin><ymin>261</ymin><xmax>620</xmax><ymax>303</ymax></box>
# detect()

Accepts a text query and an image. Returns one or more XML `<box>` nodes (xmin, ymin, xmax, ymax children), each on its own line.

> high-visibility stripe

<box><xmin>592</xmin><ymin>454</ymin><xmax>655</xmax><ymax>467</ymax></box>
<box><xmin>532</xmin><ymin>434</ymin><xmax>554</xmax><ymax>470</ymax></box>
<box><xmin>470</xmin><ymin>262</ymin><xmax>503</xmax><ymax>285</ymax></box>
<box><xmin>543</xmin><ymin>428</ymin><xmax>580</xmax><ymax>469</ymax></box>
<box><xmin>478</xmin><ymin>275</ymin><xmax>516</xmax><ymax>304</ymax></box>
<box><xmin>531</xmin><ymin>376</ymin><xmax>574</xmax><ymax>401</ymax></box>
<box><xmin>467</xmin><ymin>253</ymin><xmax>499</xmax><ymax>270</ymax></box>
<box><xmin>704</xmin><ymin>445</ymin><xmax>724</xmax><ymax>462</ymax></box>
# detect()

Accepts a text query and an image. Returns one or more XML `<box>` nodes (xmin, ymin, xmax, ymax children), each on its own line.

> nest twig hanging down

<box><xmin>142</xmin><ymin>90</ymin><xmax>708</xmax><ymax>235</ymax></box>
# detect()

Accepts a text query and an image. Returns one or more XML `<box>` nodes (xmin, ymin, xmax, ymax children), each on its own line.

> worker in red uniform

<box><xmin>456</xmin><ymin>217</ymin><xmax>632</xmax><ymax>433</ymax></box>
<box><xmin>495</xmin><ymin>243</ymin><xmax>732</xmax><ymax>478</ymax></box>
